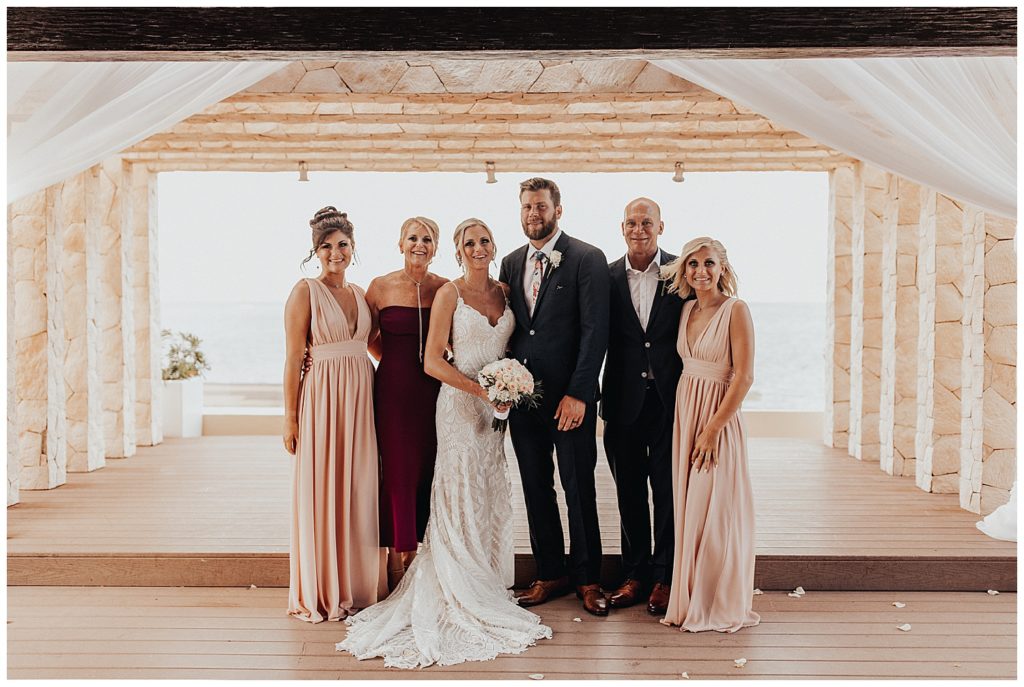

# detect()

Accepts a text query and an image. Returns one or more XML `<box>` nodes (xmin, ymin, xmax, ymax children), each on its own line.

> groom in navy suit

<box><xmin>499</xmin><ymin>178</ymin><xmax>611</xmax><ymax>616</ymax></box>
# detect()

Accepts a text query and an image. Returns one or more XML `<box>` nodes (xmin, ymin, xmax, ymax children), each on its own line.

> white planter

<box><xmin>162</xmin><ymin>377</ymin><xmax>204</xmax><ymax>438</ymax></box>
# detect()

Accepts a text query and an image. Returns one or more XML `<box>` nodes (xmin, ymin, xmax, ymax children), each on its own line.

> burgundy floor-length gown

<box><xmin>289</xmin><ymin>279</ymin><xmax>386</xmax><ymax>623</ymax></box>
<box><xmin>375</xmin><ymin>306</ymin><xmax>441</xmax><ymax>552</ymax></box>
<box><xmin>663</xmin><ymin>297</ymin><xmax>760</xmax><ymax>633</ymax></box>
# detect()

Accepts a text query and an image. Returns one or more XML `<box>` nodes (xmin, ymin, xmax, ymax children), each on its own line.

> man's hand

<box><xmin>554</xmin><ymin>394</ymin><xmax>586</xmax><ymax>432</ymax></box>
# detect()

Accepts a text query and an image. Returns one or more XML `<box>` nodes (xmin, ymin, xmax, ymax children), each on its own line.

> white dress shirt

<box><xmin>522</xmin><ymin>228</ymin><xmax>563</xmax><ymax>304</ymax></box>
<box><xmin>625</xmin><ymin>249</ymin><xmax>662</xmax><ymax>332</ymax></box>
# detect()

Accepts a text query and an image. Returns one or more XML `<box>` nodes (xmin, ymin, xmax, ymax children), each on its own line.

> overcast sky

<box><xmin>158</xmin><ymin>170</ymin><xmax>828</xmax><ymax>304</ymax></box>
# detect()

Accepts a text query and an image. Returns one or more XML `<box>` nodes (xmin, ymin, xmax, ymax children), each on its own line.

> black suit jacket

<box><xmin>499</xmin><ymin>232</ymin><xmax>610</xmax><ymax>411</ymax></box>
<box><xmin>599</xmin><ymin>251</ymin><xmax>687</xmax><ymax>426</ymax></box>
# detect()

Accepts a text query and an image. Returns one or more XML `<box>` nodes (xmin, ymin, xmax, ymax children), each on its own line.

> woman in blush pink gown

<box><xmin>660</xmin><ymin>236</ymin><xmax>760</xmax><ymax>633</ymax></box>
<box><xmin>282</xmin><ymin>207</ymin><xmax>386</xmax><ymax>623</ymax></box>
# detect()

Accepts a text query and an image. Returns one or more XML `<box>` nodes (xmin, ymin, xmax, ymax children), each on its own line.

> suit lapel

<box><xmin>507</xmin><ymin>245</ymin><xmax>530</xmax><ymax>326</ymax></box>
<box><xmin>647</xmin><ymin>250</ymin><xmax>676</xmax><ymax>325</ymax></box>
<box><xmin>612</xmin><ymin>257</ymin><xmax>644</xmax><ymax>333</ymax></box>
<box><xmin>531</xmin><ymin>232</ymin><xmax>570</xmax><ymax>323</ymax></box>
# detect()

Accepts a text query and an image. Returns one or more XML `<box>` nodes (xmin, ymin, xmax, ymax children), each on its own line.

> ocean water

<box><xmin>161</xmin><ymin>301</ymin><xmax>825</xmax><ymax>411</ymax></box>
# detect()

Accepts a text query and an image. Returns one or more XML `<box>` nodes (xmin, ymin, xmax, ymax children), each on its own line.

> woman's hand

<box><xmin>493</xmin><ymin>401</ymin><xmax>512</xmax><ymax>413</ymax></box>
<box><xmin>690</xmin><ymin>425</ymin><xmax>720</xmax><ymax>472</ymax></box>
<box><xmin>283</xmin><ymin>418</ymin><xmax>299</xmax><ymax>455</ymax></box>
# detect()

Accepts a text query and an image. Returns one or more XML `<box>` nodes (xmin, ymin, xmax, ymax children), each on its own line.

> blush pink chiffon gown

<box><xmin>288</xmin><ymin>278</ymin><xmax>386</xmax><ymax>623</ymax></box>
<box><xmin>663</xmin><ymin>297</ymin><xmax>760</xmax><ymax>633</ymax></box>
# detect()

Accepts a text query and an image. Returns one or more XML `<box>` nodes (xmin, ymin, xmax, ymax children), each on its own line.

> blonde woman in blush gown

<box><xmin>659</xmin><ymin>236</ymin><xmax>760</xmax><ymax>633</ymax></box>
<box><xmin>282</xmin><ymin>207</ymin><xmax>386</xmax><ymax>623</ymax></box>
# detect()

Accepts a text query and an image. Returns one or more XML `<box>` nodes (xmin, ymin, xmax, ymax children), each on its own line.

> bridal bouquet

<box><xmin>477</xmin><ymin>358</ymin><xmax>542</xmax><ymax>432</ymax></box>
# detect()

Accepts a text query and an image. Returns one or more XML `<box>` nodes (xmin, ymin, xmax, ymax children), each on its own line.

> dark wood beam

<box><xmin>7</xmin><ymin>7</ymin><xmax>1016</xmax><ymax>60</ymax></box>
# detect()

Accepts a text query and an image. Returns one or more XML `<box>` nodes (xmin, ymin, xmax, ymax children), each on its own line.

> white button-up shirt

<box><xmin>625</xmin><ymin>249</ymin><xmax>662</xmax><ymax>332</ymax></box>
<box><xmin>522</xmin><ymin>228</ymin><xmax>563</xmax><ymax>304</ymax></box>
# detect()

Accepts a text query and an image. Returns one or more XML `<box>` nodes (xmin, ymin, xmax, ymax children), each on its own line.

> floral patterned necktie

<box><xmin>528</xmin><ymin>250</ymin><xmax>545</xmax><ymax>316</ymax></box>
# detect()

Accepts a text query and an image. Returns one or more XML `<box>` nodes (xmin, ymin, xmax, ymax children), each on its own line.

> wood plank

<box><xmin>7</xmin><ymin>436</ymin><xmax>1016</xmax><ymax>590</ymax></box>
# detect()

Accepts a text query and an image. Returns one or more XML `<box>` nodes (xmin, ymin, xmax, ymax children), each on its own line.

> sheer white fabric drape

<box><xmin>657</xmin><ymin>57</ymin><xmax>1016</xmax><ymax>218</ymax></box>
<box><xmin>8</xmin><ymin>62</ymin><xmax>282</xmax><ymax>202</ymax></box>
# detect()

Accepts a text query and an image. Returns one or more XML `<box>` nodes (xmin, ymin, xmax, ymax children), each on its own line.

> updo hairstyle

<box><xmin>301</xmin><ymin>206</ymin><xmax>354</xmax><ymax>268</ymax></box>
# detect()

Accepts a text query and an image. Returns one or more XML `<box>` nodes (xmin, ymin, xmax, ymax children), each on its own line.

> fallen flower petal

<box><xmin>892</xmin><ymin>602</ymin><xmax>906</xmax><ymax>608</ymax></box>
<box><xmin>987</xmin><ymin>590</ymin><xmax>1000</xmax><ymax>595</ymax></box>
<box><xmin>680</xmin><ymin>672</ymin><xmax>690</xmax><ymax>679</ymax></box>
<box><xmin>794</xmin><ymin>586</ymin><xmax>806</xmax><ymax>595</ymax></box>
<box><xmin>572</xmin><ymin>617</ymin><xmax>582</xmax><ymax>623</ymax></box>
<box><xmin>249</xmin><ymin>584</ymin><xmax>257</xmax><ymax>590</ymax></box>
<box><xmin>528</xmin><ymin>674</ymin><xmax>544</xmax><ymax>680</ymax></box>
<box><xmin>897</xmin><ymin>623</ymin><xmax>912</xmax><ymax>632</ymax></box>
<box><xmin>734</xmin><ymin>658</ymin><xmax>747</xmax><ymax>668</ymax></box>
<box><xmin>752</xmin><ymin>589</ymin><xmax>763</xmax><ymax>595</ymax></box>
<box><xmin>787</xmin><ymin>592</ymin><xmax>802</xmax><ymax>598</ymax></box>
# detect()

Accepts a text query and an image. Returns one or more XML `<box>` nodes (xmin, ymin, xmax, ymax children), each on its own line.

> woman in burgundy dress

<box><xmin>365</xmin><ymin>217</ymin><xmax>449</xmax><ymax>590</ymax></box>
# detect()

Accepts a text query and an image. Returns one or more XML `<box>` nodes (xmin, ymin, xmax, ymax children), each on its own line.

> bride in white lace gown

<box><xmin>337</xmin><ymin>219</ymin><xmax>552</xmax><ymax>669</ymax></box>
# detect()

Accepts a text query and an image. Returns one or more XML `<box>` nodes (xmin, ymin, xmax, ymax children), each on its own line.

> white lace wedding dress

<box><xmin>336</xmin><ymin>296</ymin><xmax>552</xmax><ymax>669</ymax></box>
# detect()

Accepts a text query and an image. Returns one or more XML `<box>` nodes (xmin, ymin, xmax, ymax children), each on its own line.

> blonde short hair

<box><xmin>399</xmin><ymin>216</ymin><xmax>440</xmax><ymax>246</ymax></box>
<box><xmin>452</xmin><ymin>217</ymin><xmax>497</xmax><ymax>266</ymax></box>
<box><xmin>661</xmin><ymin>236</ymin><xmax>738</xmax><ymax>299</ymax></box>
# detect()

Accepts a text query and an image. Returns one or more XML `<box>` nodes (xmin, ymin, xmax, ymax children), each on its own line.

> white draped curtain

<box><xmin>657</xmin><ymin>57</ymin><xmax>1016</xmax><ymax>218</ymax></box>
<box><xmin>7</xmin><ymin>62</ymin><xmax>282</xmax><ymax>202</ymax></box>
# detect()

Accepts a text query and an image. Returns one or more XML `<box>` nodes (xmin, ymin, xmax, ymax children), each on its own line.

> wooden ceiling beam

<box><xmin>8</xmin><ymin>8</ymin><xmax>1014</xmax><ymax>59</ymax></box>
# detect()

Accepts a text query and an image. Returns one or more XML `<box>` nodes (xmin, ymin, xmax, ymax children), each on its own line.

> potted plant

<box><xmin>161</xmin><ymin>329</ymin><xmax>211</xmax><ymax>438</ymax></box>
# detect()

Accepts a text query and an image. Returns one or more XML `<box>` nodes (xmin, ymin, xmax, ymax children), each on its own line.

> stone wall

<box><xmin>848</xmin><ymin>165</ymin><xmax>888</xmax><ymax>462</ymax></box>
<box><xmin>64</xmin><ymin>167</ymin><xmax>105</xmax><ymax>472</ymax></box>
<box><xmin>11</xmin><ymin>187</ymin><xmax>67</xmax><ymax>491</ymax></box>
<box><xmin>94</xmin><ymin>159</ymin><xmax>136</xmax><ymax>459</ymax></box>
<box><xmin>825</xmin><ymin>164</ymin><xmax>1015</xmax><ymax>513</ymax></box>
<box><xmin>8</xmin><ymin>158</ymin><xmax>157</xmax><ymax>497</ymax></box>
<box><xmin>132</xmin><ymin>165</ymin><xmax>162</xmax><ymax>446</ymax></box>
<box><xmin>891</xmin><ymin>179</ymin><xmax>920</xmax><ymax>478</ymax></box>
<box><xmin>824</xmin><ymin>166</ymin><xmax>853</xmax><ymax>448</ymax></box>
<box><xmin>978</xmin><ymin>214</ymin><xmax>1016</xmax><ymax>513</ymax></box>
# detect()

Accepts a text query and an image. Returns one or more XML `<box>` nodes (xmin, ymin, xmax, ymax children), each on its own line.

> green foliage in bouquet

<box><xmin>161</xmin><ymin>329</ymin><xmax>211</xmax><ymax>381</ymax></box>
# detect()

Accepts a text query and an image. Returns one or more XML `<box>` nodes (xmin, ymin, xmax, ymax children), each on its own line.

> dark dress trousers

<box><xmin>599</xmin><ymin>251</ymin><xmax>685</xmax><ymax>585</ymax></box>
<box><xmin>499</xmin><ymin>232</ymin><xmax>610</xmax><ymax>584</ymax></box>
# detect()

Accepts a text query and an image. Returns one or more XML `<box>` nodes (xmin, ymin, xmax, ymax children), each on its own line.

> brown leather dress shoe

<box><xmin>516</xmin><ymin>576</ymin><xmax>570</xmax><ymax>607</ymax></box>
<box><xmin>577</xmin><ymin>583</ymin><xmax>609</xmax><ymax>616</ymax></box>
<box><xmin>647</xmin><ymin>582</ymin><xmax>670</xmax><ymax>615</ymax></box>
<box><xmin>608</xmin><ymin>578</ymin><xmax>643</xmax><ymax>608</ymax></box>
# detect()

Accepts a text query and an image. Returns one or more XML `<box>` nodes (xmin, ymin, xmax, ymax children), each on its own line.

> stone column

<box><xmin>848</xmin><ymin>164</ymin><xmax>885</xmax><ymax>462</ymax></box>
<box><xmin>12</xmin><ymin>186</ymin><xmax>67</xmax><ymax>490</ymax></box>
<box><xmin>916</xmin><ymin>193</ymin><xmax>964</xmax><ymax>493</ymax></box>
<box><xmin>960</xmin><ymin>206</ymin><xmax>986</xmax><ymax>511</ymax></box>
<box><xmin>131</xmin><ymin>165</ymin><xmax>163</xmax><ymax>446</ymax></box>
<box><xmin>978</xmin><ymin>214</ymin><xmax>1015</xmax><ymax>514</ymax></box>
<box><xmin>824</xmin><ymin>165</ymin><xmax>853</xmax><ymax>448</ymax></box>
<box><xmin>93</xmin><ymin>159</ymin><xmax>136</xmax><ymax>459</ymax></box>
<box><xmin>7</xmin><ymin>208</ymin><xmax>17</xmax><ymax>505</ymax></box>
<box><xmin>891</xmin><ymin>178</ymin><xmax>921</xmax><ymax>478</ymax></box>
<box><xmin>65</xmin><ymin>167</ymin><xmax>105</xmax><ymax>473</ymax></box>
<box><xmin>878</xmin><ymin>172</ymin><xmax>900</xmax><ymax>473</ymax></box>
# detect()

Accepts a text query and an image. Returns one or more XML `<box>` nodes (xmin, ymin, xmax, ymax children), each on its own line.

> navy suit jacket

<box><xmin>599</xmin><ymin>251</ymin><xmax>687</xmax><ymax>425</ymax></box>
<box><xmin>499</xmin><ymin>232</ymin><xmax>610</xmax><ymax>412</ymax></box>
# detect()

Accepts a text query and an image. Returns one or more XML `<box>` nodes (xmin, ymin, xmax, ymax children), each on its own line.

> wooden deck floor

<box><xmin>7</xmin><ymin>586</ymin><xmax>1016</xmax><ymax>679</ymax></box>
<box><xmin>9</xmin><ymin>435</ymin><xmax>1011</xmax><ymax>558</ymax></box>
